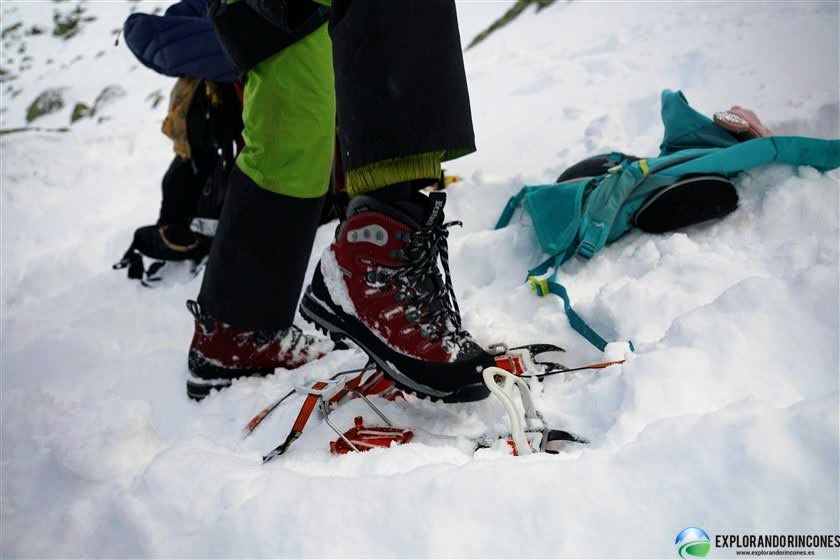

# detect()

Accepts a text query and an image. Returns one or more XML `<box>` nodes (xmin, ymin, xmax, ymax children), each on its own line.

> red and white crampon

<box><xmin>250</xmin><ymin>344</ymin><xmax>619</xmax><ymax>462</ymax></box>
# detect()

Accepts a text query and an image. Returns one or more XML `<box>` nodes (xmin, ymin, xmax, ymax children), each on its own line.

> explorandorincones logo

<box><xmin>675</xmin><ymin>527</ymin><xmax>711</xmax><ymax>559</ymax></box>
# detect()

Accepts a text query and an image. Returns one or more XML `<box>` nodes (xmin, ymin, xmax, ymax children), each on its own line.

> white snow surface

<box><xmin>2</xmin><ymin>1</ymin><xmax>839</xmax><ymax>558</ymax></box>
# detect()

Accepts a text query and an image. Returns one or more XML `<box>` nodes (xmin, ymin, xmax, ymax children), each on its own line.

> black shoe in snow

<box><xmin>113</xmin><ymin>224</ymin><xmax>211</xmax><ymax>285</ymax></box>
<box><xmin>634</xmin><ymin>175</ymin><xmax>738</xmax><ymax>233</ymax></box>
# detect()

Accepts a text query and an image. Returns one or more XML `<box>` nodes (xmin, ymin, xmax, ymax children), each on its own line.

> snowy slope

<box><xmin>2</xmin><ymin>1</ymin><xmax>839</xmax><ymax>558</ymax></box>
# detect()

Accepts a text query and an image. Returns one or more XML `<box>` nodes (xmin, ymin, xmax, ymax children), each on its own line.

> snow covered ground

<box><xmin>2</xmin><ymin>1</ymin><xmax>839</xmax><ymax>558</ymax></box>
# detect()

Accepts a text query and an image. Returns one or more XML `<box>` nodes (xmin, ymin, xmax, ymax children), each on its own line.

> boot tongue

<box><xmin>422</xmin><ymin>191</ymin><xmax>446</xmax><ymax>227</ymax></box>
<box><xmin>392</xmin><ymin>191</ymin><xmax>446</xmax><ymax>228</ymax></box>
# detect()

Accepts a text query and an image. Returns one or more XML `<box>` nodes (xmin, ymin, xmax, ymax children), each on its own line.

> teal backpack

<box><xmin>496</xmin><ymin>90</ymin><xmax>840</xmax><ymax>351</ymax></box>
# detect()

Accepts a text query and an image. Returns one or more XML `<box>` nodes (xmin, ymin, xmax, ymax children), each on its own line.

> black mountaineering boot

<box><xmin>300</xmin><ymin>190</ymin><xmax>494</xmax><ymax>402</ymax></box>
<box><xmin>187</xmin><ymin>165</ymin><xmax>333</xmax><ymax>400</ymax></box>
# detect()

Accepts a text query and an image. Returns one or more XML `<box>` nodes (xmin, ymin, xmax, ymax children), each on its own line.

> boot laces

<box><xmin>387</xmin><ymin>220</ymin><xmax>469</xmax><ymax>348</ymax></box>
<box><xmin>251</xmin><ymin>324</ymin><xmax>307</xmax><ymax>351</ymax></box>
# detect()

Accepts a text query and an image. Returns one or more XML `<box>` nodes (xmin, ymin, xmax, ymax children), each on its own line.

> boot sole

<box><xmin>634</xmin><ymin>175</ymin><xmax>738</xmax><ymax>233</ymax></box>
<box><xmin>299</xmin><ymin>290</ymin><xmax>490</xmax><ymax>403</ymax></box>
<box><xmin>186</xmin><ymin>349</ymin><xmax>274</xmax><ymax>401</ymax></box>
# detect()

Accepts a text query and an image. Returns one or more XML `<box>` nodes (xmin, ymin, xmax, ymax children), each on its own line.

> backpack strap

<box><xmin>576</xmin><ymin>160</ymin><xmax>651</xmax><ymax>260</ymax></box>
<box><xmin>528</xmin><ymin>274</ymin><xmax>611</xmax><ymax>352</ymax></box>
<box><xmin>527</xmin><ymin>254</ymin><xmax>634</xmax><ymax>353</ymax></box>
<box><xmin>576</xmin><ymin>149</ymin><xmax>717</xmax><ymax>260</ymax></box>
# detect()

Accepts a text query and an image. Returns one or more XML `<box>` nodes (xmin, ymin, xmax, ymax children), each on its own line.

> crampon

<box><xmin>244</xmin><ymin>343</ymin><xmax>624</xmax><ymax>462</ymax></box>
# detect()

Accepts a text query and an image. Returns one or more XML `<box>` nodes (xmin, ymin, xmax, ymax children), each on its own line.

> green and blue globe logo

<box><xmin>675</xmin><ymin>527</ymin><xmax>711</xmax><ymax>558</ymax></box>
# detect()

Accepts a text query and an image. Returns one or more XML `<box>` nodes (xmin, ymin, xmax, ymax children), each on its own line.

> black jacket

<box><xmin>208</xmin><ymin>0</ymin><xmax>329</xmax><ymax>78</ymax></box>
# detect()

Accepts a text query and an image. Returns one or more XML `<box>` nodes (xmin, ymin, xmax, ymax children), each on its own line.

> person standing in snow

<box><xmin>116</xmin><ymin>0</ymin><xmax>243</xmax><ymax>281</ymax></box>
<box><xmin>186</xmin><ymin>0</ymin><xmax>496</xmax><ymax>401</ymax></box>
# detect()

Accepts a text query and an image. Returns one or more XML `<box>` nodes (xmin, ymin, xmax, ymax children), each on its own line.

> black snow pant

<box><xmin>329</xmin><ymin>0</ymin><xmax>475</xmax><ymax>173</ymax></box>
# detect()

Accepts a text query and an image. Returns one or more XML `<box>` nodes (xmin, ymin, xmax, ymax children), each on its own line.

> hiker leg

<box><xmin>158</xmin><ymin>156</ymin><xmax>204</xmax><ymax>228</ymax></box>
<box><xmin>299</xmin><ymin>0</ymin><xmax>495</xmax><ymax>403</ymax></box>
<box><xmin>187</xmin><ymin>19</ymin><xmax>335</xmax><ymax>400</ymax></box>
<box><xmin>197</xmin><ymin>22</ymin><xmax>335</xmax><ymax>330</ymax></box>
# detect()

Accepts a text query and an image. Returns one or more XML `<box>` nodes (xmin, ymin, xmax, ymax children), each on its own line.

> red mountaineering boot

<box><xmin>186</xmin><ymin>300</ymin><xmax>333</xmax><ymax>400</ymax></box>
<box><xmin>299</xmin><ymin>190</ymin><xmax>494</xmax><ymax>402</ymax></box>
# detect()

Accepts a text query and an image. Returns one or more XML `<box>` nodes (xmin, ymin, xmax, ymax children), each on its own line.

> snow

<box><xmin>2</xmin><ymin>1</ymin><xmax>839</xmax><ymax>558</ymax></box>
<box><xmin>318</xmin><ymin>247</ymin><xmax>358</xmax><ymax>318</ymax></box>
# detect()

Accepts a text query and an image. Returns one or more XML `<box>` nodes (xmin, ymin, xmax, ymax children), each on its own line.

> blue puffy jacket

<box><xmin>123</xmin><ymin>0</ymin><xmax>237</xmax><ymax>83</ymax></box>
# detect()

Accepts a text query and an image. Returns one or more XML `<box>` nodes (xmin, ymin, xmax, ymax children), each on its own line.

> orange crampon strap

<box><xmin>262</xmin><ymin>372</ymin><xmax>366</xmax><ymax>463</ymax></box>
<box><xmin>245</xmin><ymin>366</ymin><xmax>387</xmax><ymax>436</ymax></box>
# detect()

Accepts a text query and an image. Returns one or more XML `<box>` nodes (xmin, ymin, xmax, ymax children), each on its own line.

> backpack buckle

<box><xmin>528</xmin><ymin>275</ymin><xmax>550</xmax><ymax>297</ymax></box>
<box><xmin>576</xmin><ymin>220</ymin><xmax>608</xmax><ymax>260</ymax></box>
<box><xmin>576</xmin><ymin>240</ymin><xmax>596</xmax><ymax>259</ymax></box>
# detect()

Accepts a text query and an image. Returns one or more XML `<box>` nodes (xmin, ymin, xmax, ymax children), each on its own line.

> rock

<box><xmin>70</xmin><ymin>102</ymin><xmax>92</xmax><ymax>123</ymax></box>
<box><xmin>93</xmin><ymin>84</ymin><xmax>126</xmax><ymax>114</ymax></box>
<box><xmin>25</xmin><ymin>88</ymin><xmax>65</xmax><ymax>123</ymax></box>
